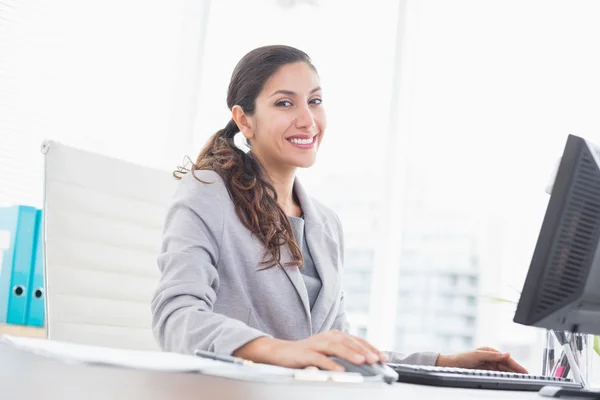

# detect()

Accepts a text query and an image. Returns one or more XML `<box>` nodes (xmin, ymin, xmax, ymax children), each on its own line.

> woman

<box><xmin>151</xmin><ymin>45</ymin><xmax>527</xmax><ymax>374</ymax></box>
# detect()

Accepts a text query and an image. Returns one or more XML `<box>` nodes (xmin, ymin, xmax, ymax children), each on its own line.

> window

<box><xmin>346</xmin><ymin>249</ymin><xmax>375</xmax><ymax>268</ymax></box>
<box><xmin>0</xmin><ymin>0</ymin><xmax>207</xmax><ymax>206</ymax></box>
<box><xmin>449</xmin><ymin>274</ymin><xmax>458</xmax><ymax>287</ymax></box>
<box><xmin>357</xmin><ymin>326</ymin><xmax>368</xmax><ymax>339</ymax></box>
<box><xmin>463</xmin><ymin>336</ymin><xmax>473</xmax><ymax>348</ymax></box>
<box><xmin>464</xmin><ymin>316</ymin><xmax>475</xmax><ymax>327</ymax></box>
<box><xmin>393</xmin><ymin>1</ymin><xmax>600</xmax><ymax>376</ymax></box>
<box><xmin>468</xmin><ymin>276</ymin><xmax>478</xmax><ymax>287</ymax></box>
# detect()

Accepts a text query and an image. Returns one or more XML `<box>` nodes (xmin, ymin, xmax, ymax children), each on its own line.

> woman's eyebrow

<box><xmin>268</xmin><ymin>86</ymin><xmax>322</xmax><ymax>98</ymax></box>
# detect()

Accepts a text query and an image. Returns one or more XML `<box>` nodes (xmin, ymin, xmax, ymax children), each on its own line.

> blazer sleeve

<box><xmin>384</xmin><ymin>351</ymin><xmax>440</xmax><ymax>366</ymax></box>
<box><xmin>151</xmin><ymin>172</ymin><xmax>270</xmax><ymax>355</ymax></box>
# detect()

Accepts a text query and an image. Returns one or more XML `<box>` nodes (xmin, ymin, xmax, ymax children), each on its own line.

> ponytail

<box><xmin>173</xmin><ymin>120</ymin><xmax>304</xmax><ymax>270</ymax></box>
<box><xmin>218</xmin><ymin>118</ymin><xmax>240</xmax><ymax>140</ymax></box>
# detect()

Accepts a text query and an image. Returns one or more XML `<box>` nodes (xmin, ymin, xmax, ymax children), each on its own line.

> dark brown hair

<box><xmin>175</xmin><ymin>45</ymin><xmax>317</xmax><ymax>269</ymax></box>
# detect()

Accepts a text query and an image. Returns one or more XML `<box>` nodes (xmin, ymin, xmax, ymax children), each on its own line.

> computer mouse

<box><xmin>328</xmin><ymin>356</ymin><xmax>399</xmax><ymax>384</ymax></box>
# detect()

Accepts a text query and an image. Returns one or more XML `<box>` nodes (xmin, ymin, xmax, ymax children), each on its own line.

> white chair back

<box><xmin>41</xmin><ymin>140</ymin><xmax>178</xmax><ymax>350</ymax></box>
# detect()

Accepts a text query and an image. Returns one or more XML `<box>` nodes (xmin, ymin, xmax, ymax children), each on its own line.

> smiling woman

<box><xmin>153</xmin><ymin>45</ymin><xmax>393</xmax><ymax>372</ymax></box>
<box><xmin>151</xmin><ymin>44</ymin><xmax>527</xmax><ymax>375</ymax></box>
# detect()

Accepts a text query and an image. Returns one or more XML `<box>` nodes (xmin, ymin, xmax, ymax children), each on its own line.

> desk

<box><xmin>0</xmin><ymin>343</ymin><xmax>543</xmax><ymax>400</ymax></box>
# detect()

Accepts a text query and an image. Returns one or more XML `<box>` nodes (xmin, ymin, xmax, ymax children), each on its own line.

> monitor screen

<box><xmin>514</xmin><ymin>134</ymin><xmax>600</xmax><ymax>335</ymax></box>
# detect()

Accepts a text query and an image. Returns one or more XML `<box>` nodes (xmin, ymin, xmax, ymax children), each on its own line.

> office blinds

<box><xmin>0</xmin><ymin>0</ymin><xmax>43</xmax><ymax>207</ymax></box>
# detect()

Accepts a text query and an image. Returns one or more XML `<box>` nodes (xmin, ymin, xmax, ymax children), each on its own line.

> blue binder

<box><xmin>25</xmin><ymin>209</ymin><xmax>45</xmax><ymax>327</ymax></box>
<box><xmin>0</xmin><ymin>205</ymin><xmax>38</xmax><ymax>325</ymax></box>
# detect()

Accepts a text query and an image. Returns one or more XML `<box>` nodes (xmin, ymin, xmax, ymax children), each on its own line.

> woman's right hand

<box><xmin>232</xmin><ymin>330</ymin><xmax>388</xmax><ymax>371</ymax></box>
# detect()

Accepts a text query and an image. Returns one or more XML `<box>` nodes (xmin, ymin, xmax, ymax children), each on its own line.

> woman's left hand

<box><xmin>436</xmin><ymin>347</ymin><xmax>528</xmax><ymax>374</ymax></box>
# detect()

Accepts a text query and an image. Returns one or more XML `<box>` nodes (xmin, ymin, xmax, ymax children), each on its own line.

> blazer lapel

<box><xmin>279</xmin><ymin>244</ymin><xmax>312</xmax><ymax>334</ymax></box>
<box><xmin>294</xmin><ymin>178</ymin><xmax>341</xmax><ymax>334</ymax></box>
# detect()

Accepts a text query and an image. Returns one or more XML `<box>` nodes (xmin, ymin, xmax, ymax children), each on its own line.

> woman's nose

<box><xmin>295</xmin><ymin>105</ymin><xmax>316</xmax><ymax>130</ymax></box>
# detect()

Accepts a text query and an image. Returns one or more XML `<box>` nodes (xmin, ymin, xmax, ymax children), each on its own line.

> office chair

<box><xmin>40</xmin><ymin>140</ymin><xmax>178</xmax><ymax>350</ymax></box>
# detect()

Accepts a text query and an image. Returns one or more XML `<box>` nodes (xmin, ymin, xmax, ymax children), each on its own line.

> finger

<box><xmin>500</xmin><ymin>357</ymin><xmax>529</xmax><ymax>374</ymax></box>
<box><xmin>486</xmin><ymin>362</ymin><xmax>504</xmax><ymax>371</ymax></box>
<box><xmin>342</xmin><ymin>336</ymin><xmax>377</xmax><ymax>363</ymax></box>
<box><xmin>306</xmin><ymin>352</ymin><xmax>345</xmax><ymax>372</ymax></box>
<box><xmin>492</xmin><ymin>362</ymin><xmax>529</xmax><ymax>375</ymax></box>
<box><xmin>318</xmin><ymin>341</ymin><xmax>367</xmax><ymax>365</ymax></box>
<box><xmin>477</xmin><ymin>361</ymin><xmax>498</xmax><ymax>371</ymax></box>
<box><xmin>341</xmin><ymin>336</ymin><xmax>381</xmax><ymax>363</ymax></box>
<box><xmin>497</xmin><ymin>364</ymin><xmax>514</xmax><ymax>373</ymax></box>
<box><xmin>480</xmin><ymin>359</ymin><xmax>528</xmax><ymax>374</ymax></box>
<box><xmin>476</xmin><ymin>348</ymin><xmax>528</xmax><ymax>373</ymax></box>
<box><xmin>352</xmin><ymin>336</ymin><xmax>388</xmax><ymax>362</ymax></box>
<box><xmin>475</xmin><ymin>350</ymin><xmax>511</xmax><ymax>363</ymax></box>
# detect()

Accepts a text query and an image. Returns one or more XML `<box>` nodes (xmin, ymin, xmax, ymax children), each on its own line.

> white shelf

<box><xmin>0</xmin><ymin>323</ymin><xmax>46</xmax><ymax>338</ymax></box>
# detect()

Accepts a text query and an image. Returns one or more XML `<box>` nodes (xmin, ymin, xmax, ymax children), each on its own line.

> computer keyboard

<box><xmin>387</xmin><ymin>363</ymin><xmax>584</xmax><ymax>391</ymax></box>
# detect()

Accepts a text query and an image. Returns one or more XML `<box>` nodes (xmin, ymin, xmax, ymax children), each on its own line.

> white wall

<box><xmin>0</xmin><ymin>0</ymin><xmax>208</xmax><ymax>207</ymax></box>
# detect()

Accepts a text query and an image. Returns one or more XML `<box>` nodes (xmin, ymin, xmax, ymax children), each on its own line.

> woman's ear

<box><xmin>232</xmin><ymin>105</ymin><xmax>254</xmax><ymax>140</ymax></box>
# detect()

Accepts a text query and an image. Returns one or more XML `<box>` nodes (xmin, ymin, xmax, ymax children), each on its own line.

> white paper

<box><xmin>1</xmin><ymin>335</ymin><xmax>225</xmax><ymax>372</ymax></box>
<box><xmin>0</xmin><ymin>335</ymin><xmax>373</xmax><ymax>383</ymax></box>
<box><xmin>0</xmin><ymin>335</ymin><xmax>298</xmax><ymax>378</ymax></box>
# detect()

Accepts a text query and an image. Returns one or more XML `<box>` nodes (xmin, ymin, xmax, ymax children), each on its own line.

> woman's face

<box><xmin>244</xmin><ymin>62</ymin><xmax>326</xmax><ymax>172</ymax></box>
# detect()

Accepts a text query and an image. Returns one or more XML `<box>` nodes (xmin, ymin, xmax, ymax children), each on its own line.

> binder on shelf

<box><xmin>25</xmin><ymin>209</ymin><xmax>45</xmax><ymax>327</ymax></box>
<box><xmin>0</xmin><ymin>205</ymin><xmax>38</xmax><ymax>325</ymax></box>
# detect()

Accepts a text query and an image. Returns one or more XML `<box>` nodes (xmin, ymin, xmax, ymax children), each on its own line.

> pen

<box><xmin>552</xmin><ymin>331</ymin><xmax>571</xmax><ymax>378</ymax></box>
<box><xmin>194</xmin><ymin>349</ymin><xmax>255</xmax><ymax>366</ymax></box>
<box><xmin>551</xmin><ymin>331</ymin><xmax>556</xmax><ymax>374</ymax></box>
<box><xmin>555</xmin><ymin>355</ymin><xmax>568</xmax><ymax>378</ymax></box>
<box><xmin>548</xmin><ymin>347</ymin><xmax>555</xmax><ymax>375</ymax></box>
<box><xmin>542</xmin><ymin>334</ymin><xmax>548</xmax><ymax>375</ymax></box>
<box><xmin>553</xmin><ymin>351</ymin><xmax>567</xmax><ymax>377</ymax></box>
<box><xmin>554</xmin><ymin>331</ymin><xmax>568</xmax><ymax>345</ymax></box>
<box><xmin>576</xmin><ymin>335</ymin><xmax>583</xmax><ymax>359</ymax></box>
<box><xmin>563</xmin><ymin>360</ymin><xmax>570</xmax><ymax>379</ymax></box>
<box><xmin>543</xmin><ymin>330</ymin><xmax>552</xmax><ymax>375</ymax></box>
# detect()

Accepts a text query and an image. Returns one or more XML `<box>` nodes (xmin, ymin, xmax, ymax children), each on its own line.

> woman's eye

<box><xmin>276</xmin><ymin>100</ymin><xmax>293</xmax><ymax>107</ymax></box>
<box><xmin>310</xmin><ymin>98</ymin><xmax>323</xmax><ymax>105</ymax></box>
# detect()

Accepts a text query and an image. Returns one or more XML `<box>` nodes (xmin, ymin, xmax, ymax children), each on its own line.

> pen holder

<box><xmin>542</xmin><ymin>330</ymin><xmax>591</xmax><ymax>384</ymax></box>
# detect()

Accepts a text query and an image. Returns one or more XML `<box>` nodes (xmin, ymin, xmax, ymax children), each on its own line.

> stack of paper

<box><xmin>1</xmin><ymin>334</ymin><xmax>237</xmax><ymax>371</ymax></box>
<box><xmin>0</xmin><ymin>335</ymin><xmax>371</xmax><ymax>384</ymax></box>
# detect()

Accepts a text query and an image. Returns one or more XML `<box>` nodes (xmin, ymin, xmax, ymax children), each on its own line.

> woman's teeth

<box><xmin>289</xmin><ymin>137</ymin><xmax>314</xmax><ymax>145</ymax></box>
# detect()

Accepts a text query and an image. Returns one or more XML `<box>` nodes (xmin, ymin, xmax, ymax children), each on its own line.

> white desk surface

<box><xmin>0</xmin><ymin>342</ymin><xmax>548</xmax><ymax>400</ymax></box>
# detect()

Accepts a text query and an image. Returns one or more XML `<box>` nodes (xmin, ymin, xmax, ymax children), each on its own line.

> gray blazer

<box><xmin>151</xmin><ymin>169</ymin><xmax>438</xmax><ymax>366</ymax></box>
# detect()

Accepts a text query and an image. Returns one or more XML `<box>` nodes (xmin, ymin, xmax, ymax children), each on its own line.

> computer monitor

<box><xmin>514</xmin><ymin>134</ymin><xmax>600</xmax><ymax>335</ymax></box>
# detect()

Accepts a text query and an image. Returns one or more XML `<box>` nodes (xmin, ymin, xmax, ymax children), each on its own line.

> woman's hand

<box><xmin>233</xmin><ymin>330</ymin><xmax>388</xmax><ymax>371</ymax></box>
<box><xmin>436</xmin><ymin>347</ymin><xmax>528</xmax><ymax>374</ymax></box>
